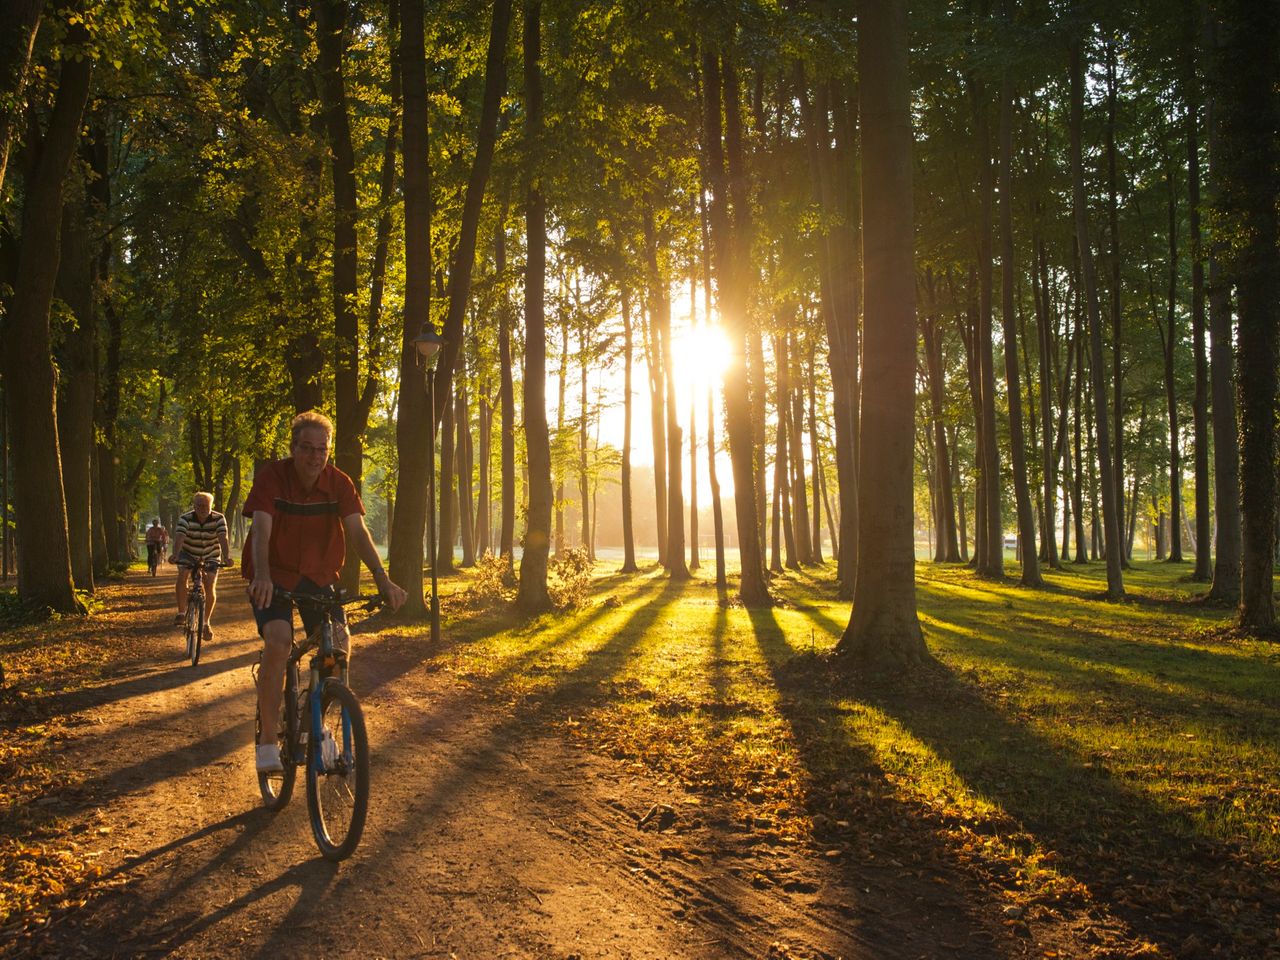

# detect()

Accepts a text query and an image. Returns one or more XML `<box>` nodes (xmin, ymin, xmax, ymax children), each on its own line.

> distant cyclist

<box><xmin>170</xmin><ymin>492</ymin><xmax>230</xmax><ymax>641</ymax></box>
<box><xmin>145</xmin><ymin>519</ymin><xmax>169</xmax><ymax>574</ymax></box>
<box><xmin>243</xmin><ymin>411</ymin><xmax>406</xmax><ymax>773</ymax></box>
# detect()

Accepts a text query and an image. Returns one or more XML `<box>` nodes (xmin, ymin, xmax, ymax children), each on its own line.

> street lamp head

<box><xmin>412</xmin><ymin>323</ymin><xmax>444</xmax><ymax>365</ymax></box>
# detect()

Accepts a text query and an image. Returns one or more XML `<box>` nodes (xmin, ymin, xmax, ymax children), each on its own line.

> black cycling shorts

<box><xmin>251</xmin><ymin>576</ymin><xmax>346</xmax><ymax>638</ymax></box>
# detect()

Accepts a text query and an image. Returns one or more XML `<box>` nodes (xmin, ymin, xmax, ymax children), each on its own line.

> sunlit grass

<box><xmin>410</xmin><ymin>554</ymin><xmax>1279</xmax><ymax>952</ymax></box>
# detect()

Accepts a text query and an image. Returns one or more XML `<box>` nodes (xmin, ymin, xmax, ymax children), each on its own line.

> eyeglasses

<box><xmin>297</xmin><ymin>442</ymin><xmax>330</xmax><ymax>457</ymax></box>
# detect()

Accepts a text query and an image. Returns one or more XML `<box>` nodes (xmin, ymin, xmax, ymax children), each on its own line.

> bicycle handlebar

<box><xmin>176</xmin><ymin>558</ymin><xmax>231</xmax><ymax>569</ymax></box>
<box><xmin>272</xmin><ymin>590</ymin><xmax>385</xmax><ymax>611</ymax></box>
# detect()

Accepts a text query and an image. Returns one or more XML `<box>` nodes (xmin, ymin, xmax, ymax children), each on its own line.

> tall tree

<box><xmin>1185</xmin><ymin>28</ymin><xmax>1212</xmax><ymax>581</ymax></box>
<box><xmin>387</xmin><ymin>0</ymin><xmax>434</xmax><ymax>618</ymax></box>
<box><xmin>2</xmin><ymin>8</ymin><xmax>92</xmax><ymax>612</ymax></box>
<box><xmin>1070</xmin><ymin>17</ymin><xmax>1125</xmax><ymax>600</ymax></box>
<box><xmin>1215</xmin><ymin>0</ymin><xmax>1277</xmax><ymax>629</ymax></box>
<box><xmin>701</xmin><ymin>41</ymin><xmax>768</xmax><ymax>605</ymax></box>
<box><xmin>517</xmin><ymin>0</ymin><xmax>553</xmax><ymax>612</ymax></box>
<box><xmin>836</xmin><ymin>0</ymin><xmax>926</xmax><ymax>668</ymax></box>
<box><xmin>1204</xmin><ymin>13</ymin><xmax>1241</xmax><ymax>604</ymax></box>
<box><xmin>998</xmin><ymin>37</ymin><xmax>1042</xmax><ymax>587</ymax></box>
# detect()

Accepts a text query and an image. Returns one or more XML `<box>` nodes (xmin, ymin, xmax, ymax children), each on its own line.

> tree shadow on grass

<box><xmin>743</xmin><ymin>606</ymin><xmax>1280</xmax><ymax>957</ymax></box>
<box><xmin>740</xmin><ymin>607</ymin><xmax>1036</xmax><ymax>958</ymax></box>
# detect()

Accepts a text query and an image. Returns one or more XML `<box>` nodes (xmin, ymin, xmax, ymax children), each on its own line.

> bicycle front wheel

<box><xmin>258</xmin><ymin>663</ymin><xmax>298</xmax><ymax>810</ymax></box>
<box><xmin>190</xmin><ymin>593</ymin><xmax>205</xmax><ymax>667</ymax></box>
<box><xmin>184</xmin><ymin>603</ymin><xmax>198</xmax><ymax>663</ymax></box>
<box><xmin>305</xmin><ymin>681</ymin><xmax>369</xmax><ymax>862</ymax></box>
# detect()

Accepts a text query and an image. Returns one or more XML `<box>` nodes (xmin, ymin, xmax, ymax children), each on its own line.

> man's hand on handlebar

<box><xmin>373</xmin><ymin>570</ymin><xmax>407</xmax><ymax>613</ymax></box>
<box><xmin>248</xmin><ymin>576</ymin><xmax>275</xmax><ymax>610</ymax></box>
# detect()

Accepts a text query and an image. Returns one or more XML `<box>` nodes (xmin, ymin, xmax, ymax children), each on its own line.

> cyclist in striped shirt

<box><xmin>170</xmin><ymin>492</ymin><xmax>231</xmax><ymax>641</ymax></box>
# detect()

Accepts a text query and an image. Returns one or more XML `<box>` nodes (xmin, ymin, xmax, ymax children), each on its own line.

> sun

<box><xmin>672</xmin><ymin>322</ymin><xmax>733</xmax><ymax>388</ymax></box>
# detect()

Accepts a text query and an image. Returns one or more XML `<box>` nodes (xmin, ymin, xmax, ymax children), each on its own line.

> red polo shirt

<box><xmin>241</xmin><ymin>459</ymin><xmax>364</xmax><ymax>589</ymax></box>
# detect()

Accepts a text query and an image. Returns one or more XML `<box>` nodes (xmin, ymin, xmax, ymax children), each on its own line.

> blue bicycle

<box><xmin>253</xmin><ymin>590</ymin><xmax>381</xmax><ymax>861</ymax></box>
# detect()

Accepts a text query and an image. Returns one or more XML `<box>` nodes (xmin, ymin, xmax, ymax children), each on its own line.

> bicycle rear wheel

<box><xmin>258</xmin><ymin>662</ymin><xmax>298</xmax><ymax>809</ymax></box>
<box><xmin>305</xmin><ymin>680</ymin><xmax>369</xmax><ymax>861</ymax></box>
<box><xmin>189</xmin><ymin>593</ymin><xmax>205</xmax><ymax>667</ymax></box>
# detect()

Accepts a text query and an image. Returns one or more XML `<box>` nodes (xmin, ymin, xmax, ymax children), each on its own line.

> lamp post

<box><xmin>412</xmin><ymin>323</ymin><xmax>445</xmax><ymax>644</ymax></box>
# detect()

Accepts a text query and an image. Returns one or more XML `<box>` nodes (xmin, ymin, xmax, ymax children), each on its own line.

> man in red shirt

<box><xmin>244</xmin><ymin>411</ymin><xmax>406</xmax><ymax>773</ymax></box>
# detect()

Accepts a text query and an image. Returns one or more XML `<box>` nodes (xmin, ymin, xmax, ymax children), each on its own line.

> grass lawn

<box><xmin>415</xmin><ymin>555</ymin><xmax>1280</xmax><ymax>957</ymax></box>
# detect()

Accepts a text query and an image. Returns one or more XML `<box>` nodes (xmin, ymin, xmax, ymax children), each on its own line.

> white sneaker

<box><xmin>255</xmin><ymin>744</ymin><xmax>283</xmax><ymax>773</ymax></box>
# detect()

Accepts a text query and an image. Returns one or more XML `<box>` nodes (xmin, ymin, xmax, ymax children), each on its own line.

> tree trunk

<box><xmin>55</xmin><ymin>167</ymin><xmax>96</xmax><ymax>591</ymax></box>
<box><xmin>1163</xmin><ymin>166</ymin><xmax>1184</xmax><ymax>563</ymax></box>
<box><xmin>555</xmin><ymin>316</ymin><xmax>568</xmax><ymax>554</ymax></box>
<box><xmin>698</xmin><ymin>190</ymin><xmax>727</xmax><ymax>590</ymax></box>
<box><xmin>1186</xmin><ymin>41</ymin><xmax>1212</xmax><ymax>581</ymax></box>
<box><xmin>578</xmin><ymin>332</ymin><xmax>591</xmax><ymax>557</ymax></box>
<box><xmin>437</xmin><ymin>388</ymin><xmax>456</xmax><ymax>572</ymax></box>
<box><xmin>807</xmin><ymin>340</ymin><xmax>825</xmax><ymax>564</ymax></box>
<box><xmin>476</xmin><ymin>384</ymin><xmax>491</xmax><ymax>557</ymax></box>
<box><xmin>688</xmin><ymin>274</ymin><xmax>700</xmax><ymax>571</ymax></box>
<box><xmin>701</xmin><ymin>44</ymin><xmax>767</xmax><ymax>604</ymax></box>
<box><xmin>516</xmin><ymin>0</ymin><xmax>552</xmax><ymax>612</ymax></box>
<box><xmin>314</xmin><ymin>0</ymin><xmax>366</xmax><ymax>595</ymax></box>
<box><xmin>645</xmin><ymin>208</ymin><xmax>687</xmax><ymax>579</ymax></box>
<box><xmin>1105</xmin><ymin>39</ymin><xmax>1128</xmax><ymax>568</ymax></box>
<box><xmin>998</xmin><ymin>39</ymin><xmax>1042</xmax><ymax>586</ymax></box>
<box><xmin>1216</xmin><ymin>0</ymin><xmax>1277</xmax><ymax>629</ymax></box>
<box><xmin>774</xmin><ymin>332</ymin><xmax>797</xmax><ymax>570</ymax></box>
<box><xmin>620</xmin><ymin>289</ymin><xmax>638</xmax><ymax>572</ymax></box>
<box><xmin>1204</xmin><ymin>13</ymin><xmax>1242</xmax><ymax>606</ymax></box>
<box><xmin>1033</xmin><ymin>219</ymin><xmax>1061</xmax><ymax>569</ymax></box>
<box><xmin>458</xmin><ymin>378</ymin><xmax>476</xmax><ymax>567</ymax></box>
<box><xmin>921</xmin><ymin>293</ymin><xmax>959</xmax><ymax>562</ymax></box>
<box><xmin>837</xmin><ymin>0</ymin><xmax>925</xmax><ymax>668</ymax></box>
<box><xmin>1071</xmin><ymin>24</ymin><xmax>1124</xmax><ymax>598</ymax></box>
<box><xmin>2</xmin><ymin>14</ymin><xmax>90</xmax><ymax>612</ymax></box>
<box><xmin>789</xmin><ymin>332</ymin><xmax>813</xmax><ymax>564</ymax></box>
<box><xmin>388</xmin><ymin>0</ymin><xmax>433</xmax><ymax>617</ymax></box>
<box><xmin>497</xmin><ymin>221</ymin><xmax>516</xmax><ymax>565</ymax></box>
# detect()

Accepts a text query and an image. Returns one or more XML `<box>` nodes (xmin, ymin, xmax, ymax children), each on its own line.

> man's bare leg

<box><xmin>257</xmin><ymin>620</ymin><xmax>292</xmax><ymax>745</ymax></box>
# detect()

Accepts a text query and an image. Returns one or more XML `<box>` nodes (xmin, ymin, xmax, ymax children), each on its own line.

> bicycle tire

<box><xmin>305</xmin><ymin>680</ymin><xmax>369</xmax><ymax>862</ymax></box>
<box><xmin>184</xmin><ymin>602</ymin><xmax>198</xmax><ymax>663</ymax></box>
<box><xmin>190</xmin><ymin>593</ymin><xmax>205</xmax><ymax>667</ymax></box>
<box><xmin>258</xmin><ymin>662</ymin><xmax>298</xmax><ymax>810</ymax></box>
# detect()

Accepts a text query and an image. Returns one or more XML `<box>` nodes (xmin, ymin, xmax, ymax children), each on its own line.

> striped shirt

<box><xmin>176</xmin><ymin>510</ymin><xmax>227</xmax><ymax>559</ymax></box>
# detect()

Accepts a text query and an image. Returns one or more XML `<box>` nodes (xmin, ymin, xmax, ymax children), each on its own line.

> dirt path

<box><xmin>16</xmin><ymin>573</ymin><xmax>1029</xmax><ymax>959</ymax></box>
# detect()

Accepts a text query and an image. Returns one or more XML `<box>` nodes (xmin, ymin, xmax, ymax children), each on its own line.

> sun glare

<box><xmin>673</xmin><ymin>323</ymin><xmax>733</xmax><ymax>388</ymax></box>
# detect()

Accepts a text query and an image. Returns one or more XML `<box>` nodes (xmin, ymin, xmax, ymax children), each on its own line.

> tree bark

<box><xmin>1163</xmin><ymin>165</ymin><xmax>1184</xmax><ymax>563</ymax></box>
<box><xmin>496</xmin><ymin>221</ymin><xmax>517</xmax><ymax>565</ymax></box>
<box><xmin>1071</xmin><ymin>23</ymin><xmax>1125</xmax><ymax>599</ymax></box>
<box><xmin>388</xmin><ymin>0</ymin><xmax>433</xmax><ymax>618</ymax></box>
<box><xmin>701</xmin><ymin>43</ymin><xmax>767</xmax><ymax>604</ymax></box>
<box><xmin>314</xmin><ymin>0</ymin><xmax>366</xmax><ymax>594</ymax></box>
<box><xmin>837</xmin><ymin>0</ymin><xmax>925</xmax><ymax>668</ymax></box>
<box><xmin>1215</xmin><ymin>0</ymin><xmax>1277</xmax><ymax>628</ymax></box>
<box><xmin>516</xmin><ymin>0</ymin><xmax>552</xmax><ymax>612</ymax></box>
<box><xmin>1204</xmin><ymin>30</ymin><xmax>1242</xmax><ymax>603</ymax></box>
<box><xmin>2</xmin><ymin>12</ymin><xmax>90</xmax><ymax>612</ymax></box>
<box><xmin>620</xmin><ymin>289</ymin><xmax>638</xmax><ymax>572</ymax></box>
<box><xmin>1186</xmin><ymin>37</ymin><xmax>1212</xmax><ymax>581</ymax></box>
<box><xmin>998</xmin><ymin>59</ymin><xmax>1041</xmax><ymax>586</ymax></box>
<box><xmin>1105</xmin><ymin>39</ymin><xmax>1128</xmax><ymax>567</ymax></box>
<box><xmin>55</xmin><ymin>174</ymin><xmax>96</xmax><ymax>591</ymax></box>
